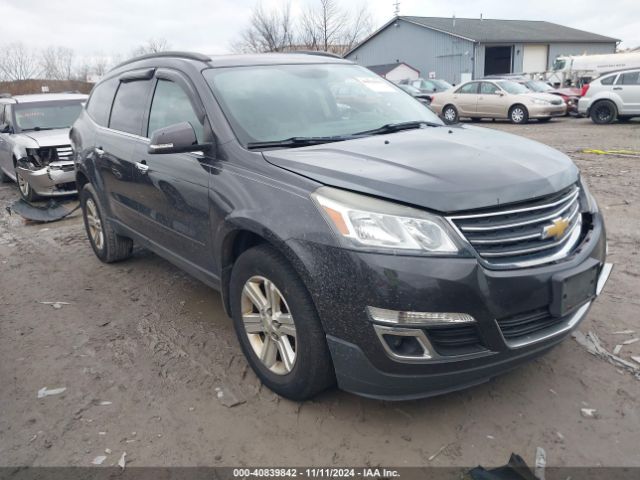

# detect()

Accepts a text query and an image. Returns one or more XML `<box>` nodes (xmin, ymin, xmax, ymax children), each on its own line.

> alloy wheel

<box><xmin>511</xmin><ymin>107</ymin><xmax>525</xmax><ymax>123</ymax></box>
<box><xmin>595</xmin><ymin>105</ymin><xmax>612</xmax><ymax>123</ymax></box>
<box><xmin>443</xmin><ymin>107</ymin><xmax>457</xmax><ymax>123</ymax></box>
<box><xmin>16</xmin><ymin>171</ymin><xmax>30</xmax><ymax>197</ymax></box>
<box><xmin>85</xmin><ymin>198</ymin><xmax>105</xmax><ymax>251</ymax></box>
<box><xmin>241</xmin><ymin>275</ymin><xmax>297</xmax><ymax>375</ymax></box>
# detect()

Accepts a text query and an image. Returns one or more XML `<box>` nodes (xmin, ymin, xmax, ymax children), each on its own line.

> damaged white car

<box><xmin>0</xmin><ymin>93</ymin><xmax>87</xmax><ymax>201</ymax></box>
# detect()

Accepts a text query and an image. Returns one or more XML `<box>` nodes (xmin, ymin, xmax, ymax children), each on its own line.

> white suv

<box><xmin>578</xmin><ymin>69</ymin><xmax>640</xmax><ymax>124</ymax></box>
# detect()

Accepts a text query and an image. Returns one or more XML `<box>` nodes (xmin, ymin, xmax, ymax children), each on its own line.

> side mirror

<box><xmin>0</xmin><ymin>123</ymin><xmax>12</xmax><ymax>134</ymax></box>
<box><xmin>147</xmin><ymin>122</ymin><xmax>209</xmax><ymax>155</ymax></box>
<box><xmin>498</xmin><ymin>91</ymin><xmax>505</xmax><ymax>96</ymax></box>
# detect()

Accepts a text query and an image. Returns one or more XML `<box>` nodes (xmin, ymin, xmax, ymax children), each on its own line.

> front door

<box><xmin>477</xmin><ymin>82</ymin><xmax>509</xmax><ymax>117</ymax></box>
<box><xmin>130</xmin><ymin>74</ymin><xmax>212</xmax><ymax>269</ymax></box>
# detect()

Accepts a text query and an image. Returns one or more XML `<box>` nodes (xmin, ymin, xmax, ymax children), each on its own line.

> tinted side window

<box><xmin>619</xmin><ymin>71</ymin><xmax>640</xmax><ymax>85</ymax></box>
<box><xmin>480</xmin><ymin>82</ymin><xmax>499</xmax><ymax>94</ymax></box>
<box><xmin>147</xmin><ymin>80</ymin><xmax>203</xmax><ymax>142</ymax></box>
<box><xmin>600</xmin><ymin>75</ymin><xmax>616</xmax><ymax>85</ymax></box>
<box><xmin>0</xmin><ymin>105</ymin><xmax>5</xmax><ymax>124</ymax></box>
<box><xmin>109</xmin><ymin>80</ymin><xmax>151</xmax><ymax>135</ymax></box>
<box><xmin>86</xmin><ymin>78</ymin><xmax>118</xmax><ymax>126</ymax></box>
<box><xmin>457</xmin><ymin>82</ymin><xmax>478</xmax><ymax>94</ymax></box>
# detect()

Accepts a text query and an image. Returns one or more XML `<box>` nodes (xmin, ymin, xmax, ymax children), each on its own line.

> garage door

<box><xmin>523</xmin><ymin>44</ymin><xmax>548</xmax><ymax>73</ymax></box>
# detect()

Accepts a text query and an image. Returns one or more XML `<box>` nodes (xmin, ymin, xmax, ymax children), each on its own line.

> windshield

<box><xmin>13</xmin><ymin>101</ymin><xmax>83</xmax><ymax>132</ymax></box>
<box><xmin>552</xmin><ymin>59</ymin><xmax>567</xmax><ymax>71</ymax></box>
<box><xmin>496</xmin><ymin>80</ymin><xmax>530</xmax><ymax>95</ymax></box>
<box><xmin>203</xmin><ymin>64</ymin><xmax>442</xmax><ymax>147</ymax></box>
<box><xmin>525</xmin><ymin>80</ymin><xmax>553</xmax><ymax>93</ymax></box>
<box><xmin>432</xmin><ymin>79</ymin><xmax>453</xmax><ymax>90</ymax></box>
<box><xmin>399</xmin><ymin>85</ymin><xmax>421</xmax><ymax>95</ymax></box>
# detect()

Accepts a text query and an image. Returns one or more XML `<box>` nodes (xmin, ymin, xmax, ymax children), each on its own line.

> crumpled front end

<box><xmin>16</xmin><ymin>145</ymin><xmax>77</xmax><ymax>196</ymax></box>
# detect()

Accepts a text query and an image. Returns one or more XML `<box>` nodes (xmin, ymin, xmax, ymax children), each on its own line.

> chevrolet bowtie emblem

<box><xmin>542</xmin><ymin>217</ymin><xmax>570</xmax><ymax>240</ymax></box>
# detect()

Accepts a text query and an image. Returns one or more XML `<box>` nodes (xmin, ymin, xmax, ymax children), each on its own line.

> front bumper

<box><xmin>16</xmin><ymin>162</ymin><xmax>77</xmax><ymax>196</ymax></box>
<box><xmin>528</xmin><ymin>104</ymin><xmax>567</xmax><ymax>118</ymax></box>
<box><xmin>289</xmin><ymin>213</ymin><xmax>609</xmax><ymax>400</ymax></box>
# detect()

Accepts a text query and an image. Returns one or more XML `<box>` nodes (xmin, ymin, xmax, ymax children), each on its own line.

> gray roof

<box><xmin>400</xmin><ymin>16</ymin><xmax>619</xmax><ymax>43</ymax></box>
<box><xmin>367</xmin><ymin>62</ymin><xmax>417</xmax><ymax>75</ymax></box>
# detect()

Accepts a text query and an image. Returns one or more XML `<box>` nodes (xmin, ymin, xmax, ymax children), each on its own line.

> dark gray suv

<box><xmin>72</xmin><ymin>52</ymin><xmax>612</xmax><ymax>400</ymax></box>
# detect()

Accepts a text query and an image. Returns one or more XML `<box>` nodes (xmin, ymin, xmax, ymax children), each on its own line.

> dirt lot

<box><xmin>0</xmin><ymin>117</ymin><xmax>639</xmax><ymax>469</ymax></box>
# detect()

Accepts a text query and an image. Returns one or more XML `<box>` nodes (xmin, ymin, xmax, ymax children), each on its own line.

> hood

<box><xmin>263</xmin><ymin>125</ymin><xmax>578</xmax><ymax>213</ymax></box>
<box><xmin>552</xmin><ymin>87</ymin><xmax>581</xmax><ymax>97</ymax></box>
<box><xmin>18</xmin><ymin>129</ymin><xmax>71</xmax><ymax>148</ymax></box>
<box><xmin>523</xmin><ymin>92</ymin><xmax>564</xmax><ymax>103</ymax></box>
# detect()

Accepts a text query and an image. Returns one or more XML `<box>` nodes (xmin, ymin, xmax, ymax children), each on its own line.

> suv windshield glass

<box><xmin>203</xmin><ymin>64</ymin><xmax>442</xmax><ymax>146</ymax></box>
<box><xmin>496</xmin><ymin>81</ymin><xmax>530</xmax><ymax>95</ymax></box>
<box><xmin>13</xmin><ymin>101</ymin><xmax>83</xmax><ymax>132</ymax></box>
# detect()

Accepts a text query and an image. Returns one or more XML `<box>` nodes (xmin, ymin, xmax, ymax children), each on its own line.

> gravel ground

<box><xmin>0</xmin><ymin>117</ymin><xmax>638</xmax><ymax>469</ymax></box>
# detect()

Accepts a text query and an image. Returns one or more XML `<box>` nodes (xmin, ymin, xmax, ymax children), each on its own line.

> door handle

<box><xmin>613</xmin><ymin>87</ymin><xmax>623</xmax><ymax>90</ymax></box>
<box><xmin>95</xmin><ymin>146</ymin><xmax>105</xmax><ymax>156</ymax></box>
<box><xmin>135</xmin><ymin>161</ymin><xmax>149</xmax><ymax>174</ymax></box>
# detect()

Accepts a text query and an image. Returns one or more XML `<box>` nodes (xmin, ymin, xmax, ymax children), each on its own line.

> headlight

<box><xmin>311</xmin><ymin>186</ymin><xmax>460</xmax><ymax>254</ymax></box>
<box><xmin>530</xmin><ymin>98</ymin><xmax>552</xmax><ymax>105</ymax></box>
<box><xmin>579</xmin><ymin>177</ymin><xmax>598</xmax><ymax>213</ymax></box>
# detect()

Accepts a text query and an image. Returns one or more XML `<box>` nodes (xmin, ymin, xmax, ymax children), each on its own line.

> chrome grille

<box><xmin>449</xmin><ymin>185</ymin><xmax>584</xmax><ymax>268</ymax></box>
<box><xmin>56</xmin><ymin>145</ymin><xmax>73</xmax><ymax>160</ymax></box>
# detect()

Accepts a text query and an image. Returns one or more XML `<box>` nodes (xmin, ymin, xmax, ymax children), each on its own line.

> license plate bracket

<box><xmin>551</xmin><ymin>260</ymin><xmax>600</xmax><ymax>317</ymax></box>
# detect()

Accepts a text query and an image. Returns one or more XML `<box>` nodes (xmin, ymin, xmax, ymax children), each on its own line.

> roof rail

<box><xmin>112</xmin><ymin>51</ymin><xmax>212</xmax><ymax>71</ymax></box>
<box><xmin>290</xmin><ymin>50</ymin><xmax>342</xmax><ymax>59</ymax></box>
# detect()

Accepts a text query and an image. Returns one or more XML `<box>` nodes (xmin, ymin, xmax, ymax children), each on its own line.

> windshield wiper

<box><xmin>353</xmin><ymin>120</ymin><xmax>440</xmax><ymax>136</ymax></box>
<box><xmin>246</xmin><ymin>136</ymin><xmax>352</xmax><ymax>150</ymax></box>
<box><xmin>21</xmin><ymin>127</ymin><xmax>55</xmax><ymax>132</ymax></box>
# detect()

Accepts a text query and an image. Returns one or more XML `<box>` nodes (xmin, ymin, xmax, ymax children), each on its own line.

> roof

<box><xmin>367</xmin><ymin>62</ymin><xmax>418</xmax><ymax>75</ymax></box>
<box><xmin>10</xmin><ymin>93</ymin><xmax>88</xmax><ymax>104</ymax></box>
<box><xmin>401</xmin><ymin>16</ymin><xmax>619</xmax><ymax>43</ymax></box>
<box><xmin>112</xmin><ymin>51</ymin><xmax>350</xmax><ymax>72</ymax></box>
<box><xmin>346</xmin><ymin>16</ymin><xmax>619</xmax><ymax>57</ymax></box>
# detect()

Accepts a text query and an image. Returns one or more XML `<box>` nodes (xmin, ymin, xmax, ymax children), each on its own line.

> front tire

<box><xmin>15</xmin><ymin>168</ymin><xmax>39</xmax><ymax>202</ymax></box>
<box><xmin>229</xmin><ymin>244</ymin><xmax>335</xmax><ymax>400</ymax></box>
<box><xmin>509</xmin><ymin>105</ymin><xmax>529</xmax><ymax>124</ymax></box>
<box><xmin>80</xmin><ymin>183</ymin><xmax>133</xmax><ymax>263</ymax></box>
<box><xmin>590</xmin><ymin>100</ymin><xmax>617</xmax><ymax>124</ymax></box>
<box><xmin>442</xmin><ymin>104</ymin><xmax>459</xmax><ymax>124</ymax></box>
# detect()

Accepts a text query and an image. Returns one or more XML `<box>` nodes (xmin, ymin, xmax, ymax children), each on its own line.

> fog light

<box><xmin>373</xmin><ymin>324</ymin><xmax>433</xmax><ymax>361</ymax></box>
<box><xmin>367</xmin><ymin>306</ymin><xmax>475</xmax><ymax>326</ymax></box>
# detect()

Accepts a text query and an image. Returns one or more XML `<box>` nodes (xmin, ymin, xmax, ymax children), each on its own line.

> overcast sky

<box><xmin>3</xmin><ymin>0</ymin><xmax>639</xmax><ymax>59</ymax></box>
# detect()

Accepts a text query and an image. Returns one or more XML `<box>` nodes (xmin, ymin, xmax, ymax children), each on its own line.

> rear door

<box><xmin>615</xmin><ymin>70</ymin><xmax>640</xmax><ymax>114</ymax></box>
<box><xmin>95</xmin><ymin>71</ymin><xmax>154</xmax><ymax>225</ymax></box>
<box><xmin>129</xmin><ymin>69</ymin><xmax>212</xmax><ymax>267</ymax></box>
<box><xmin>452</xmin><ymin>82</ymin><xmax>480</xmax><ymax>116</ymax></box>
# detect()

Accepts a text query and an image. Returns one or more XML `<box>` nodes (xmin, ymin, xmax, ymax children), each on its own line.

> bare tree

<box><xmin>231</xmin><ymin>2</ymin><xmax>294</xmax><ymax>53</ymax></box>
<box><xmin>132</xmin><ymin>38</ymin><xmax>171</xmax><ymax>57</ymax></box>
<box><xmin>40</xmin><ymin>46</ymin><xmax>75</xmax><ymax>80</ymax></box>
<box><xmin>299</xmin><ymin>0</ymin><xmax>372</xmax><ymax>55</ymax></box>
<box><xmin>0</xmin><ymin>43</ymin><xmax>40</xmax><ymax>81</ymax></box>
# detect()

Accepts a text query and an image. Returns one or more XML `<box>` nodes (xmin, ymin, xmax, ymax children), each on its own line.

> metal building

<box><xmin>345</xmin><ymin>16</ymin><xmax>619</xmax><ymax>84</ymax></box>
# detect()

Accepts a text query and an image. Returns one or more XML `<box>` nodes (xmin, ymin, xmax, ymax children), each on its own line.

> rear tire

<box><xmin>229</xmin><ymin>244</ymin><xmax>335</xmax><ymax>400</ymax></box>
<box><xmin>442</xmin><ymin>104</ymin><xmax>459</xmax><ymax>124</ymax></box>
<box><xmin>80</xmin><ymin>183</ymin><xmax>133</xmax><ymax>263</ymax></box>
<box><xmin>590</xmin><ymin>100</ymin><xmax>617</xmax><ymax>124</ymax></box>
<box><xmin>509</xmin><ymin>105</ymin><xmax>529</xmax><ymax>124</ymax></box>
